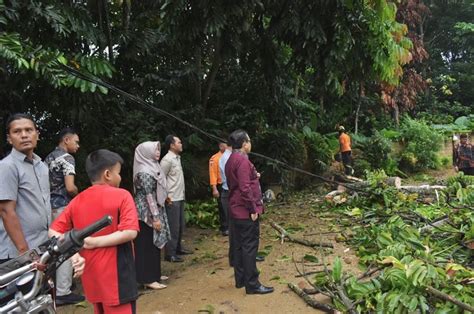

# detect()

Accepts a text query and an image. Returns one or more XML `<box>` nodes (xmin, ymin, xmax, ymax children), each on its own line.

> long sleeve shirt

<box><xmin>225</xmin><ymin>151</ymin><xmax>264</xmax><ymax>219</ymax></box>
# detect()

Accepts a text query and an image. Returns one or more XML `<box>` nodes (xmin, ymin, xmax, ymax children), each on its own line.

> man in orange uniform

<box><xmin>338</xmin><ymin>126</ymin><xmax>354</xmax><ymax>175</ymax></box>
<box><xmin>209</xmin><ymin>141</ymin><xmax>229</xmax><ymax>236</ymax></box>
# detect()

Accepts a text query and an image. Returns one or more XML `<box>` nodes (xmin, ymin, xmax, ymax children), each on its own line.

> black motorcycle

<box><xmin>0</xmin><ymin>215</ymin><xmax>112</xmax><ymax>313</ymax></box>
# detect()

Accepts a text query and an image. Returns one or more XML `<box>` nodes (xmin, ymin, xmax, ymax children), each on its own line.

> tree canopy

<box><xmin>0</xmin><ymin>0</ymin><xmax>472</xmax><ymax>194</ymax></box>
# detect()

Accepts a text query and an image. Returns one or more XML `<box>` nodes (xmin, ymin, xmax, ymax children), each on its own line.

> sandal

<box><xmin>160</xmin><ymin>275</ymin><xmax>169</xmax><ymax>281</ymax></box>
<box><xmin>144</xmin><ymin>282</ymin><xmax>167</xmax><ymax>290</ymax></box>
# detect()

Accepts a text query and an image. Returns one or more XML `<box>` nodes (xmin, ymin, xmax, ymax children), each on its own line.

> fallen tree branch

<box><xmin>302</xmin><ymin>287</ymin><xmax>320</xmax><ymax>295</ymax></box>
<box><xmin>292</xmin><ymin>254</ymin><xmax>333</xmax><ymax>298</ymax></box>
<box><xmin>270</xmin><ymin>221</ymin><xmax>334</xmax><ymax>248</ymax></box>
<box><xmin>296</xmin><ymin>270</ymin><xmax>329</xmax><ymax>278</ymax></box>
<box><xmin>288</xmin><ymin>283</ymin><xmax>335</xmax><ymax>313</ymax></box>
<box><xmin>426</xmin><ymin>286</ymin><xmax>474</xmax><ymax>312</ymax></box>
<box><xmin>334</xmin><ymin>285</ymin><xmax>357</xmax><ymax>314</ymax></box>
<box><xmin>356</xmin><ymin>266</ymin><xmax>384</xmax><ymax>280</ymax></box>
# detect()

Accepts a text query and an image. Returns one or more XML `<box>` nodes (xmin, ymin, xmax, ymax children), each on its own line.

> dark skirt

<box><xmin>134</xmin><ymin>221</ymin><xmax>161</xmax><ymax>284</ymax></box>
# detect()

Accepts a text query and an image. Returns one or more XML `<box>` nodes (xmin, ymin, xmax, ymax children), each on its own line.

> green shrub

<box><xmin>353</xmin><ymin>158</ymin><xmax>371</xmax><ymax>177</ymax></box>
<box><xmin>302</xmin><ymin>126</ymin><xmax>333</xmax><ymax>173</ymax></box>
<box><xmin>185</xmin><ymin>200</ymin><xmax>219</xmax><ymax>229</ymax></box>
<box><xmin>353</xmin><ymin>130</ymin><xmax>397</xmax><ymax>175</ymax></box>
<box><xmin>398</xmin><ymin>117</ymin><xmax>443</xmax><ymax>171</ymax></box>
<box><xmin>255</xmin><ymin>128</ymin><xmax>332</xmax><ymax>188</ymax></box>
<box><xmin>440</xmin><ymin>156</ymin><xmax>451</xmax><ymax>167</ymax></box>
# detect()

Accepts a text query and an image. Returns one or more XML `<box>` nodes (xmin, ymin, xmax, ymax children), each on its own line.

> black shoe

<box><xmin>221</xmin><ymin>230</ymin><xmax>229</xmax><ymax>236</ymax></box>
<box><xmin>256</xmin><ymin>255</ymin><xmax>265</xmax><ymax>262</ymax></box>
<box><xmin>236</xmin><ymin>283</ymin><xmax>244</xmax><ymax>289</ymax></box>
<box><xmin>177</xmin><ymin>248</ymin><xmax>194</xmax><ymax>255</ymax></box>
<box><xmin>55</xmin><ymin>293</ymin><xmax>85</xmax><ymax>305</ymax></box>
<box><xmin>165</xmin><ymin>255</ymin><xmax>184</xmax><ymax>262</ymax></box>
<box><xmin>246</xmin><ymin>285</ymin><xmax>274</xmax><ymax>295</ymax></box>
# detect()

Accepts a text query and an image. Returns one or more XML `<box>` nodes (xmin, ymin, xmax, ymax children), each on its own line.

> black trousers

<box><xmin>232</xmin><ymin>218</ymin><xmax>260</xmax><ymax>290</ymax></box>
<box><xmin>221</xmin><ymin>189</ymin><xmax>233</xmax><ymax>266</ymax></box>
<box><xmin>460</xmin><ymin>167</ymin><xmax>474</xmax><ymax>176</ymax></box>
<box><xmin>342</xmin><ymin>151</ymin><xmax>353</xmax><ymax>175</ymax></box>
<box><xmin>217</xmin><ymin>184</ymin><xmax>228</xmax><ymax>232</ymax></box>
<box><xmin>134</xmin><ymin>221</ymin><xmax>161</xmax><ymax>284</ymax></box>
<box><xmin>165</xmin><ymin>200</ymin><xmax>185</xmax><ymax>257</ymax></box>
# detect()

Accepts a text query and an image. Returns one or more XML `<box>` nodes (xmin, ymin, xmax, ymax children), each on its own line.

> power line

<box><xmin>59</xmin><ymin>64</ymin><xmax>364</xmax><ymax>191</ymax></box>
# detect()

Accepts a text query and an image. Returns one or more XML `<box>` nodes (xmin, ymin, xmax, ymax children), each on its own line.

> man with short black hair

<box><xmin>454</xmin><ymin>133</ymin><xmax>474</xmax><ymax>175</ymax></box>
<box><xmin>209</xmin><ymin>141</ymin><xmax>229</xmax><ymax>236</ymax></box>
<box><xmin>45</xmin><ymin>127</ymin><xmax>84</xmax><ymax>305</ymax></box>
<box><xmin>225</xmin><ymin>129</ymin><xmax>273</xmax><ymax>295</ymax></box>
<box><xmin>161</xmin><ymin>135</ymin><xmax>192</xmax><ymax>262</ymax></box>
<box><xmin>0</xmin><ymin>113</ymin><xmax>50</xmax><ymax>263</ymax></box>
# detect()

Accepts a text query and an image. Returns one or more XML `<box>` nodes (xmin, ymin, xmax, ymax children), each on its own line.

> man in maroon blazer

<box><xmin>225</xmin><ymin>129</ymin><xmax>273</xmax><ymax>295</ymax></box>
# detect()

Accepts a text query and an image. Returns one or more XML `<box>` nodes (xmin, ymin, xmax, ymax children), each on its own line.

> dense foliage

<box><xmin>0</xmin><ymin>0</ymin><xmax>472</xmax><ymax>196</ymax></box>
<box><xmin>313</xmin><ymin>172</ymin><xmax>474</xmax><ymax>312</ymax></box>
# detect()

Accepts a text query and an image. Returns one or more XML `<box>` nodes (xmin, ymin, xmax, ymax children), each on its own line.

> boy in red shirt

<box><xmin>49</xmin><ymin>149</ymin><xmax>139</xmax><ymax>314</ymax></box>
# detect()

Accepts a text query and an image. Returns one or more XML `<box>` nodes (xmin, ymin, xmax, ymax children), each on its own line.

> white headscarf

<box><xmin>133</xmin><ymin>141</ymin><xmax>167</xmax><ymax>207</ymax></box>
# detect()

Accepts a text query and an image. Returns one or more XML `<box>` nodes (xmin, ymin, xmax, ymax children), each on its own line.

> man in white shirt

<box><xmin>161</xmin><ymin>135</ymin><xmax>192</xmax><ymax>262</ymax></box>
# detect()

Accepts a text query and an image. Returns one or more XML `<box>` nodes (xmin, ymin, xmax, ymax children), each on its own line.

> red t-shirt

<box><xmin>51</xmin><ymin>184</ymin><xmax>140</xmax><ymax>305</ymax></box>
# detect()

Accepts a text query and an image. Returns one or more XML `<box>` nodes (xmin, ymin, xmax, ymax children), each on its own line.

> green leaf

<box><xmin>303</xmin><ymin>254</ymin><xmax>319</xmax><ymax>263</ymax></box>
<box><xmin>332</xmin><ymin>257</ymin><xmax>342</xmax><ymax>283</ymax></box>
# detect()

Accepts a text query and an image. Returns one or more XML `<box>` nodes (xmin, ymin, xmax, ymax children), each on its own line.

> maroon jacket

<box><xmin>225</xmin><ymin>151</ymin><xmax>264</xmax><ymax>219</ymax></box>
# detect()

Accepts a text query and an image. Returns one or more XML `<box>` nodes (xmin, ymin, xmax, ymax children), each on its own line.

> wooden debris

<box><xmin>426</xmin><ymin>286</ymin><xmax>474</xmax><ymax>313</ymax></box>
<box><xmin>270</xmin><ymin>221</ymin><xmax>334</xmax><ymax>248</ymax></box>
<box><xmin>288</xmin><ymin>283</ymin><xmax>335</xmax><ymax>313</ymax></box>
<box><xmin>342</xmin><ymin>176</ymin><xmax>402</xmax><ymax>190</ymax></box>
<box><xmin>400</xmin><ymin>185</ymin><xmax>447</xmax><ymax>194</ymax></box>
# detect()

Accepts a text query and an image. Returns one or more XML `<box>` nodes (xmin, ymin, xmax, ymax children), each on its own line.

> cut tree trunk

<box><xmin>338</xmin><ymin>177</ymin><xmax>402</xmax><ymax>191</ymax></box>
<box><xmin>400</xmin><ymin>185</ymin><xmax>447</xmax><ymax>194</ymax></box>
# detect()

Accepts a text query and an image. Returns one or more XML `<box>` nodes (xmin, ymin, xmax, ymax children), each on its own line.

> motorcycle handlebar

<box><xmin>73</xmin><ymin>215</ymin><xmax>112</xmax><ymax>243</ymax></box>
<box><xmin>63</xmin><ymin>215</ymin><xmax>113</xmax><ymax>249</ymax></box>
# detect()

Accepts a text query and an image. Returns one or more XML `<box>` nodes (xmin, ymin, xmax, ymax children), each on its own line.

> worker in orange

<box><xmin>338</xmin><ymin>126</ymin><xmax>354</xmax><ymax>175</ymax></box>
<box><xmin>209</xmin><ymin>140</ymin><xmax>229</xmax><ymax>235</ymax></box>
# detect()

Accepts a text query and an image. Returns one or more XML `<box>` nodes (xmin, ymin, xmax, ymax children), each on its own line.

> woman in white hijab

<box><xmin>133</xmin><ymin>141</ymin><xmax>171</xmax><ymax>290</ymax></box>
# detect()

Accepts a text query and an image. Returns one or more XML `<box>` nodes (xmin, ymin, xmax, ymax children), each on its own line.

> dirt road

<box><xmin>60</xmin><ymin>197</ymin><xmax>359</xmax><ymax>313</ymax></box>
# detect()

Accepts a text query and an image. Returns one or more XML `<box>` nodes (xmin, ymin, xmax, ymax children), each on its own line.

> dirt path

<box><xmin>60</xmin><ymin>197</ymin><xmax>360</xmax><ymax>313</ymax></box>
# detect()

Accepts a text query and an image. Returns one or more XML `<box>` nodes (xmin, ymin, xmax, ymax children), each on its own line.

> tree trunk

<box><xmin>400</xmin><ymin>185</ymin><xmax>447</xmax><ymax>194</ymax></box>
<box><xmin>97</xmin><ymin>0</ymin><xmax>103</xmax><ymax>57</ymax></box>
<box><xmin>338</xmin><ymin>177</ymin><xmax>402</xmax><ymax>191</ymax></box>
<box><xmin>122</xmin><ymin>0</ymin><xmax>131</xmax><ymax>32</ymax></box>
<box><xmin>102</xmin><ymin>0</ymin><xmax>114</xmax><ymax>62</ymax></box>
<box><xmin>393</xmin><ymin>103</ymin><xmax>400</xmax><ymax>127</ymax></box>
<box><xmin>194</xmin><ymin>46</ymin><xmax>202</xmax><ymax>104</ymax></box>
<box><xmin>354</xmin><ymin>101</ymin><xmax>360</xmax><ymax>135</ymax></box>
<box><xmin>201</xmin><ymin>35</ymin><xmax>223</xmax><ymax>111</ymax></box>
<box><xmin>354</xmin><ymin>83</ymin><xmax>363</xmax><ymax>135</ymax></box>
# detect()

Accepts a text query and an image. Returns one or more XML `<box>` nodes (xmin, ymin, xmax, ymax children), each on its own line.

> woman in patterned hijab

<box><xmin>133</xmin><ymin>141</ymin><xmax>171</xmax><ymax>290</ymax></box>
